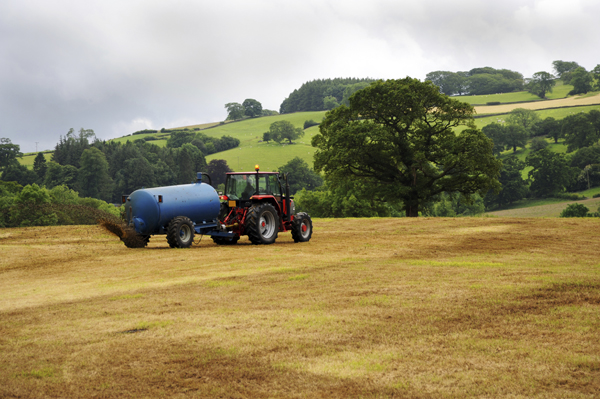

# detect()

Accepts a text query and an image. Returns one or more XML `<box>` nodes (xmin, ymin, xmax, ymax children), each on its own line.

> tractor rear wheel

<box><xmin>246</xmin><ymin>203</ymin><xmax>279</xmax><ymax>245</ymax></box>
<box><xmin>166</xmin><ymin>216</ymin><xmax>195</xmax><ymax>248</ymax></box>
<box><xmin>291</xmin><ymin>212</ymin><xmax>313</xmax><ymax>242</ymax></box>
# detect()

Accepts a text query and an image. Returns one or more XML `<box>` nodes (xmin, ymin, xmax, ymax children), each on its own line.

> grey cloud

<box><xmin>1</xmin><ymin>0</ymin><xmax>599</xmax><ymax>153</ymax></box>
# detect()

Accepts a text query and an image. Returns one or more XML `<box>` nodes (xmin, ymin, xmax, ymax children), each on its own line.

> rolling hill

<box><xmin>15</xmin><ymin>84</ymin><xmax>600</xmax><ymax>217</ymax></box>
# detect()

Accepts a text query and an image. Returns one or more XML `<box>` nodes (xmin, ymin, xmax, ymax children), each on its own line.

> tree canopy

<box><xmin>266</xmin><ymin>121</ymin><xmax>305</xmax><ymax>144</ymax></box>
<box><xmin>279</xmin><ymin>78</ymin><xmax>376</xmax><ymax>113</ymax></box>
<box><xmin>562</xmin><ymin>111</ymin><xmax>600</xmax><ymax>152</ymax></box>
<box><xmin>312</xmin><ymin>78</ymin><xmax>501</xmax><ymax>217</ymax></box>
<box><xmin>506</xmin><ymin>108</ymin><xmax>540</xmax><ymax>136</ymax></box>
<box><xmin>568</xmin><ymin>67</ymin><xmax>594</xmax><ymax>95</ymax></box>
<box><xmin>527</xmin><ymin>149</ymin><xmax>573</xmax><ymax>197</ymax></box>
<box><xmin>278</xmin><ymin>157</ymin><xmax>323</xmax><ymax>195</ymax></box>
<box><xmin>206</xmin><ymin>159</ymin><xmax>233</xmax><ymax>187</ymax></box>
<box><xmin>531</xmin><ymin>117</ymin><xmax>561</xmax><ymax>143</ymax></box>
<box><xmin>242</xmin><ymin>99</ymin><xmax>263</xmax><ymax>118</ymax></box>
<box><xmin>525</xmin><ymin>71</ymin><xmax>556</xmax><ymax>99</ymax></box>
<box><xmin>78</xmin><ymin>147</ymin><xmax>113</xmax><ymax>201</ymax></box>
<box><xmin>484</xmin><ymin>156</ymin><xmax>528</xmax><ymax>208</ymax></box>
<box><xmin>425</xmin><ymin>67</ymin><xmax>523</xmax><ymax>96</ymax></box>
<box><xmin>552</xmin><ymin>60</ymin><xmax>580</xmax><ymax>79</ymax></box>
<box><xmin>0</xmin><ymin>138</ymin><xmax>23</xmax><ymax>170</ymax></box>
<box><xmin>225</xmin><ymin>102</ymin><xmax>245</xmax><ymax>120</ymax></box>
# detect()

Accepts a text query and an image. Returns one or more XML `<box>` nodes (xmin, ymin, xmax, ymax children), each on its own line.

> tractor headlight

<box><xmin>291</xmin><ymin>201</ymin><xmax>295</xmax><ymax>215</ymax></box>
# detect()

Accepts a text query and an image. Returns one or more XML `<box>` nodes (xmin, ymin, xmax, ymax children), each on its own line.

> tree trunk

<box><xmin>405</xmin><ymin>203</ymin><xmax>419</xmax><ymax>217</ymax></box>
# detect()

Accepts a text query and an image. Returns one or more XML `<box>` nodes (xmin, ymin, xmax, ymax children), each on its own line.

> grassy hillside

<box><xmin>18</xmin><ymin>112</ymin><xmax>327</xmax><ymax>171</ymax></box>
<box><xmin>457</xmin><ymin>80</ymin><xmax>574</xmax><ymax>105</ymax></box>
<box><xmin>497</xmin><ymin>139</ymin><xmax>567</xmax><ymax>179</ymax></box>
<box><xmin>195</xmin><ymin>111</ymin><xmax>326</xmax><ymax>171</ymax></box>
<box><xmin>2</xmin><ymin>219</ymin><xmax>599</xmax><ymax>397</ymax></box>
<box><xmin>486</xmin><ymin>196</ymin><xmax>600</xmax><ymax>217</ymax></box>
<box><xmin>18</xmin><ymin>88</ymin><xmax>600</xmax><ymax>172</ymax></box>
<box><xmin>18</xmin><ymin>151</ymin><xmax>53</xmax><ymax>169</ymax></box>
<box><xmin>15</xmin><ymin>89</ymin><xmax>600</xmax><ymax>220</ymax></box>
<box><xmin>111</xmin><ymin>111</ymin><xmax>328</xmax><ymax>172</ymax></box>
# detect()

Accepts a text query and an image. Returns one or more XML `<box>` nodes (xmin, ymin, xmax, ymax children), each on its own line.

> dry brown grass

<box><xmin>1</xmin><ymin>218</ymin><xmax>599</xmax><ymax>398</ymax></box>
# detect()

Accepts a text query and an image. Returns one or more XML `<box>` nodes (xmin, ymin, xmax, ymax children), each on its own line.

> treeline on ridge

<box><xmin>278</xmin><ymin>68</ymin><xmax>526</xmax><ymax>114</ymax></box>
<box><xmin>1</xmin><ymin>127</ymin><xmax>240</xmax><ymax>205</ymax></box>
<box><xmin>425</xmin><ymin>67</ymin><xmax>524</xmax><ymax>96</ymax></box>
<box><xmin>279</xmin><ymin>78</ymin><xmax>377</xmax><ymax>114</ymax></box>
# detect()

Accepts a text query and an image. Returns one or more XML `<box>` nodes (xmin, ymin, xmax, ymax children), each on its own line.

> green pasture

<box><xmin>498</xmin><ymin>139</ymin><xmax>568</xmax><ymax>179</ymax></box>
<box><xmin>473</xmin><ymin>104</ymin><xmax>600</xmax><ymax>127</ymax></box>
<box><xmin>19</xmin><ymin>152</ymin><xmax>53</xmax><ymax>170</ymax></box>
<box><xmin>581</xmin><ymin>186</ymin><xmax>600</xmax><ymax>197</ymax></box>
<box><xmin>110</xmin><ymin>132</ymin><xmax>170</xmax><ymax>145</ymax></box>
<box><xmin>486</xmin><ymin>196</ymin><xmax>600</xmax><ymax>217</ymax></box>
<box><xmin>181</xmin><ymin>111</ymin><xmax>327</xmax><ymax>140</ymax></box>
<box><xmin>191</xmin><ymin>112</ymin><xmax>326</xmax><ymax>170</ymax></box>
<box><xmin>206</xmin><ymin>125</ymin><xmax>320</xmax><ymax>172</ymax></box>
<box><xmin>456</xmin><ymin>81</ymin><xmax>573</xmax><ymax>105</ymax></box>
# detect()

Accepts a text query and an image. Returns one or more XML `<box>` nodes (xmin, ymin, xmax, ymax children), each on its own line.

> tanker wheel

<box><xmin>246</xmin><ymin>203</ymin><xmax>279</xmax><ymax>245</ymax></box>
<box><xmin>291</xmin><ymin>212</ymin><xmax>313</xmax><ymax>243</ymax></box>
<box><xmin>166</xmin><ymin>216</ymin><xmax>195</xmax><ymax>248</ymax></box>
<box><xmin>211</xmin><ymin>236</ymin><xmax>239</xmax><ymax>245</ymax></box>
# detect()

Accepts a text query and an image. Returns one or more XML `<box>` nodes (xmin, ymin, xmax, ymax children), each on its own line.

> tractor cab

<box><xmin>221</xmin><ymin>166</ymin><xmax>293</xmax><ymax>219</ymax></box>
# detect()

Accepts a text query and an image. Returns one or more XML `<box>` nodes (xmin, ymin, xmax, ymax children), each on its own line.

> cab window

<box><xmin>225</xmin><ymin>175</ymin><xmax>256</xmax><ymax>200</ymax></box>
<box><xmin>269</xmin><ymin>175</ymin><xmax>282</xmax><ymax>196</ymax></box>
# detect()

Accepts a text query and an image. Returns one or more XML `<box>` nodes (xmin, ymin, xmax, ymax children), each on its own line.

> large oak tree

<box><xmin>312</xmin><ymin>78</ymin><xmax>501</xmax><ymax>217</ymax></box>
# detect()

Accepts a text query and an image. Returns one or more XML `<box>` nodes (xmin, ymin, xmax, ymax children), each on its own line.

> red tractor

<box><xmin>213</xmin><ymin>165</ymin><xmax>313</xmax><ymax>245</ymax></box>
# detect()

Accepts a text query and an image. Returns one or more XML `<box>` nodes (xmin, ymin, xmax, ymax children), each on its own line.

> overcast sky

<box><xmin>1</xmin><ymin>0</ymin><xmax>599</xmax><ymax>153</ymax></box>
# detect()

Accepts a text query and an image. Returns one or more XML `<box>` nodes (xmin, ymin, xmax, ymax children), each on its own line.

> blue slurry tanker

<box><xmin>121</xmin><ymin>168</ymin><xmax>312</xmax><ymax>248</ymax></box>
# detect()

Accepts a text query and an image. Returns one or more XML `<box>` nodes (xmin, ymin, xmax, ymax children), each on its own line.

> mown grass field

<box><xmin>1</xmin><ymin>218</ymin><xmax>599</xmax><ymax>398</ymax></box>
<box><xmin>474</xmin><ymin>92</ymin><xmax>600</xmax><ymax>116</ymax></box>
<box><xmin>473</xmin><ymin>103</ymin><xmax>600</xmax><ymax>129</ymax></box>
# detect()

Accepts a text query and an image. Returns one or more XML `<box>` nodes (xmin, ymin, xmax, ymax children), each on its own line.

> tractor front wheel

<box><xmin>166</xmin><ymin>216</ymin><xmax>195</xmax><ymax>248</ymax></box>
<box><xmin>291</xmin><ymin>212</ymin><xmax>313</xmax><ymax>242</ymax></box>
<box><xmin>246</xmin><ymin>203</ymin><xmax>279</xmax><ymax>245</ymax></box>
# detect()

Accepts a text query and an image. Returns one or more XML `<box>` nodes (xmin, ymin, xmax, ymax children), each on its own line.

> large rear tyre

<box><xmin>246</xmin><ymin>203</ymin><xmax>279</xmax><ymax>245</ymax></box>
<box><xmin>291</xmin><ymin>212</ymin><xmax>313</xmax><ymax>242</ymax></box>
<box><xmin>166</xmin><ymin>216</ymin><xmax>195</xmax><ymax>248</ymax></box>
